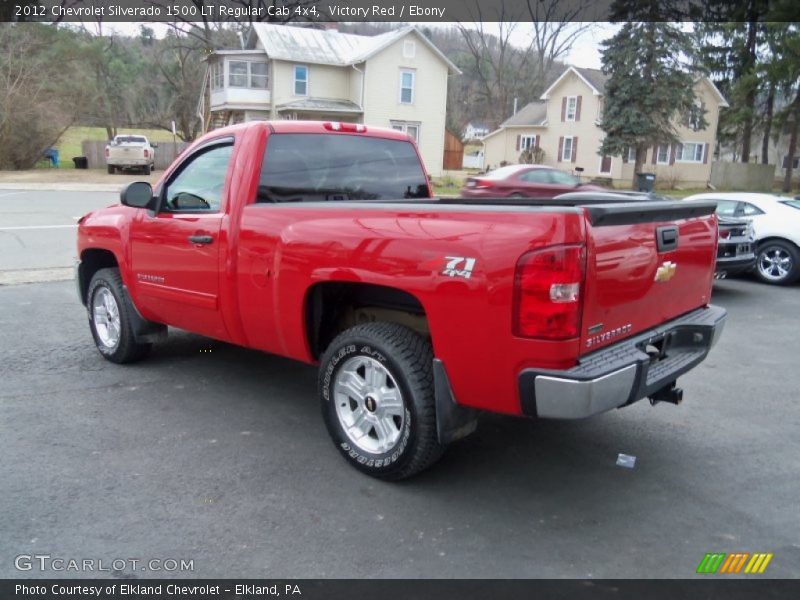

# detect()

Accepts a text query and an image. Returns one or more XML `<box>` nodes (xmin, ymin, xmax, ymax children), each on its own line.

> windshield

<box><xmin>256</xmin><ymin>134</ymin><xmax>430</xmax><ymax>202</ymax></box>
<box><xmin>549</xmin><ymin>170</ymin><xmax>581</xmax><ymax>185</ymax></box>
<box><xmin>115</xmin><ymin>136</ymin><xmax>147</xmax><ymax>144</ymax></box>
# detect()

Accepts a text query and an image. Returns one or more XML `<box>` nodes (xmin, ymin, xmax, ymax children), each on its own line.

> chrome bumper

<box><xmin>518</xmin><ymin>305</ymin><xmax>727</xmax><ymax>419</ymax></box>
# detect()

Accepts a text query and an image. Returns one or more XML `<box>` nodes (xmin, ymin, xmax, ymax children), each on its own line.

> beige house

<box><xmin>482</xmin><ymin>66</ymin><xmax>729</xmax><ymax>187</ymax></box>
<box><xmin>203</xmin><ymin>24</ymin><xmax>460</xmax><ymax>176</ymax></box>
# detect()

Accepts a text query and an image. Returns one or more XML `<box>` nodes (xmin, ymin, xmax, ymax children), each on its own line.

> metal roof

<box><xmin>249</xmin><ymin>24</ymin><xmax>460</xmax><ymax>73</ymax></box>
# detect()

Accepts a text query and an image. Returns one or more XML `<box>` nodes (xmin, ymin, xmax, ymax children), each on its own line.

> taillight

<box><xmin>104</xmin><ymin>147</ymin><xmax>109</xmax><ymax>158</ymax></box>
<box><xmin>513</xmin><ymin>245</ymin><xmax>585</xmax><ymax>340</ymax></box>
<box><xmin>473</xmin><ymin>179</ymin><xmax>492</xmax><ymax>189</ymax></box>
<box><xmin>143</xmin><ymin>149</ymin><xmax>149</xmax><ymax>158</ymax></box>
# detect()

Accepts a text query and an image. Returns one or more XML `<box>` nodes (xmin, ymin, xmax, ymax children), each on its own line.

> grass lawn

<box><xmin>44</xmin><ymin>126</ymin><xmax>177</xmax><ymax>169</ymax></box>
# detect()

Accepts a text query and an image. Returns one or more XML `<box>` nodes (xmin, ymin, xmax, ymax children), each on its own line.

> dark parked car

<box><xmin>461</xmin><ymin>165</ymin><xmax>605</xmax><ymax>199</ymax></box>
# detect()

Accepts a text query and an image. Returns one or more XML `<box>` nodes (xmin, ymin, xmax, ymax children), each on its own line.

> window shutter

<box><xmin>558</xmin><ymin>136</ymin><xmax>564</xmax><ymax>162</ymax></box>
<box><xmin>516</xmin><ymin>135</ymin><xmax>521</xmax><ymax>151</ymax></box>
<box><xmin>561</xmin><ymin>97</ymin><xmax>567</xmax><ymax>122</ymax></box>
<box><xmin>575</xmin><ymin>96</ymin><xmax>582</xmax><ymax>121</ymax></box>
<box><xmin>783</xmin><ymin>155</ymin><xmax>789</xmax><ymax>169</ymax></box>
<box><xmin>622</xmin><ymin>150</ymin><xmax>628</xmax><ymax>164</ymax></box>
<box><xmin>703</xmin><ymin>143</ymin><xmax>709</xmax><ymax>164</ymax></box>
<box><xmin>534</xmin><ymin>135</ymin><xmax>540</xmax><ymax>149</ymax></box>
<box><xmin>571</xmin><ymin>137</ymin><xmax>578</xmax><ymax>163</ymax></box>
<box><xmin>670</xmin><ymin>144</ymin><xmax>679</xmax><ymax>165</ymax></box>
<box><xmin>652</xmin><ymin>146</ymin><xmax>657</xmax><ymax>165</ymax></box>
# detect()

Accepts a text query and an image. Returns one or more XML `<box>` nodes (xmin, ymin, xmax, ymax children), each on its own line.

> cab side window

<box><xmin>164</xmin><ymin>143</ymin><xmax>233</xmax><ymax>212</ymax></box>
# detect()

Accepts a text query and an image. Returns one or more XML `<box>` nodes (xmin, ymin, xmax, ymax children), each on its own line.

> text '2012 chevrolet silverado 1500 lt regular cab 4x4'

<box><xmin>76</xmin><ymin>121</ymin><xmax>726</xmax><ymax>480</ymax></box>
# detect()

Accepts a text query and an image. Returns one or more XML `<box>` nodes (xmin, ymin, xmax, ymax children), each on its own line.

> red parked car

<box><xmin>461</xmin><ymin>164</ymin><xmax>605</xmax><ymax>199</ymax></box>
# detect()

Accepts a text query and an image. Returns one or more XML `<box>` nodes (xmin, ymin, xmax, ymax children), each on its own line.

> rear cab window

<box><xmin>256</xmin><ymin>133</ymin><xmax>430</xmax><ymax>203</ymax></box>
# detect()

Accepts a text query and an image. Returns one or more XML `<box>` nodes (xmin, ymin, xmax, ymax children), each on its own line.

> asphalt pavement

<box><xmin>0</xmin><ymin>189</ymin><xmax>116</xmax><ymax>281</ymax></box>
<box><xmin>0</xmin><ymin>186</ymin><xmax>798</xmax><ymax>579</ymax></box>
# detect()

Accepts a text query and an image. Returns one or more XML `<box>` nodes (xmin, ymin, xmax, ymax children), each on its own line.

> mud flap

<box><xmin>433</xmin><ymin>358</ymin><xmax>478</xmax><ymax>445</ymax></box>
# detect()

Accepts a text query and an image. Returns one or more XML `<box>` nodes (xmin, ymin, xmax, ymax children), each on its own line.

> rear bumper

<box><xmin>518</xmin><ymin>305</ymin><xmax>727</xmax><ymax>419</ymax></box>
<box><xmin>107</xmin><ymin>158</ymin><xmax>150</xmax><ymax>166</ymax></box>
<box><xmin>716</xmin><ymin>241</ymin><xmax>756</xmax><ymax>274</ymax></box>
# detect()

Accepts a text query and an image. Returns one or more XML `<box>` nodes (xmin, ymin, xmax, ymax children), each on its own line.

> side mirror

<box><xmin>121</xmin><ymin>182</ymin><xmax>156</xmax><ymax>210</ymax></box>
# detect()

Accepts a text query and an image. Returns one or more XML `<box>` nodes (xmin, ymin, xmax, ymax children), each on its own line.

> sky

<box><xmin>101</xmin><ymin>21</ymin><xmax>620</xmax><ymax>70</ymax></box>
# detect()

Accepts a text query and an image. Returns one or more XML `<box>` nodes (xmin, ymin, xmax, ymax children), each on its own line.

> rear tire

<box><xmin>319</xmin><ymin>322</ymin><xmax>444</xmax><ymax>480</ymax></box>
<box><xmin>755</xmin><ymin>240</ymin><xmax>800</xmax><ymax>285</ymax></box>
<box><xmin>142</xmin><ymin>165</ymin><xmax>151</xmax><ymax>176</ymax></box>
<box><xmin>107</xmin><ymin>165</ymin><xmax>115</xmax><ymax>174</ymax></box>
<box><xmin>87</xmin><ymin>268</ymin><xmax>151</xmax><ymax>364</ymax></box>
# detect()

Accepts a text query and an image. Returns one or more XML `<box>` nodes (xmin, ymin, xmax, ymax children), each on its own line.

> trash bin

<box><xmin>72</xmin><ymin>156</ymin><xmax>88</xmax><ymax>169</ymax></box>
<box><xmin>636</xmin><ymin>172</ymin><xmax>656</xmax><ymax>192</ymax></box>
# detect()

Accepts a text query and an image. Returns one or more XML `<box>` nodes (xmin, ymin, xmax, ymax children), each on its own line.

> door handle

<box><xmin>188</xmin><ymin>235</ymin><xmax>213</xmax><ymax>245</ymax></box>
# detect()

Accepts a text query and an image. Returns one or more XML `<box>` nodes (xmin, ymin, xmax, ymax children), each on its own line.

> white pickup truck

<box><xmin>105</xmin><ymin>135</ymin><xmax>156</xmax><ymax>175</ymax></box>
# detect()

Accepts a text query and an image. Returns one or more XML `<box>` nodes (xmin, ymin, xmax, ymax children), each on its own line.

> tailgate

<box><xmin>109</xmin><ymin>144</ymin><xmax>145</xmax><ymax>159</ymax></box>
<box><xmin>580</xmin><ymin>201</ymin><xmax>717</xmax><ymax>355</ymax></box>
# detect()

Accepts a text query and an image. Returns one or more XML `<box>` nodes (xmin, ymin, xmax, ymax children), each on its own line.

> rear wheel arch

<box><xmin>304</xmin><ymin>282</ymin><xmax>430</xmax><ymax>360</ymax></box>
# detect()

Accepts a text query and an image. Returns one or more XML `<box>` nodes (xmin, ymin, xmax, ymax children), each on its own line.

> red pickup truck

<box><xmin>76</xmin><ymin>121</ymin><xmax>726</xmax><ymax>480</ymax></box>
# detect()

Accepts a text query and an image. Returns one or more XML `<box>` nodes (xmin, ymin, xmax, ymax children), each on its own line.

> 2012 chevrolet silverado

<box><xmin>76</xmin><ymin>121</ymin><xmax>726</xmax><ymax>479</ymax></box>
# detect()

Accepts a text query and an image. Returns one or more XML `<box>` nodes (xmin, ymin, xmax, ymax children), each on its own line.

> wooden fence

<box><xmin>80</xmin><ymin>140</ymin><xmax>190</xmax><ymax>170</ymax></box>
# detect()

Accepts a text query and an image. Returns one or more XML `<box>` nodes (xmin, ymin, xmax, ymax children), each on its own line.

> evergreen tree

<box><xmin>598</xmin><ymin>7</ymin><xmax>703</xmax><ymax>188</ymax></box>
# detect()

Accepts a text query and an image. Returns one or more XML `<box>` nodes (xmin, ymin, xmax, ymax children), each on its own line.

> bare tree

<box><xmin>456</xmin><ymin>0</ymin><xmax>594</xmax><ymax>128</ymax></box>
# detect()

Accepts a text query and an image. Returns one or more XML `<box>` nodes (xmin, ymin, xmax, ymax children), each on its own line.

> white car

<box><xmin>684</xmin><ymin>193</ymin><xmax>800</xmax><ymax>285</ymax></box>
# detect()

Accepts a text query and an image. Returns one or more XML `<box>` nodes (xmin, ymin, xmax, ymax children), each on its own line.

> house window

<box><xmin>399</xmin><ymin>70</ymin><xmax>415</xmax><ymax>104</ymax></box>
<box><xmin>687</xmin><ymin>101</ymin><xmax>705</xmax><ymax>132</ymax></box>
<box><xmin>210</xmin><ymin>62</ymin><xmax>224</xmax><ymax>90</ymax></box>
<box><xmin>656</xmin><ymin>144</ymin><xmax>671</xmax><ymax>164</ymax></box>
<box><xmin>227</xmin><ymin>61</ymin><xmax>268</xmax><ymax>89</ymax></box>
<box><xmin>520</xmin><ymin>135</ymin><xmax>537</xmax><ymax>151</ymax></box>
<box><xmin>391</xmin><ymin>121</ymin><xmax>420</xmax><ymax>143</ymax></box>
<box><xmin>249</xmin><ymin>62</ymin><xmax>268</xmax><ymax>89</ymax></box>
<box><xmin>403</xmin><ymin>40</ymin><xmax>416</xmax><ymax>58</ymax></box>
<box><xmin>228</xmin><ymin>61</ymin><xmax>248</xmax><ymax>87</ymax></box>
<box><xmin>626</xmin><ymin>147</ymin><xmax>636</xmax><ymax>162</ymax></box>
<box><xmin>566</xmin><ymin>96</ymin><xmax>577</xmax><ymax>121</ymax></box>
<box><xmin>677</xmin><ymin>142</ymin><xmax>704</xmax><ymax>163</ymax></box>
<box><xmin>294</xmin><ymin>65</ymin><xmax>308</xmax><ymax>96</ymax></box>
<box><xmin>562</xmin><ymin>136</ymin><xmax>574</xmax><ymax>161</ymax></box>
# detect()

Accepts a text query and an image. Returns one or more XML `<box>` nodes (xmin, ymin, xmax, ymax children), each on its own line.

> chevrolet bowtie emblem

<box><xmin>655</xmin><ymin>261</ymin><xmax>677</xmax><ymax>282</ymax></box>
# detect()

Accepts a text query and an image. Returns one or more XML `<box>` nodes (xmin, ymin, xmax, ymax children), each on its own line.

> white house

<box><xmin>463</xmin><ymin>121</ymin><xmax>490</xmax><ymax>141</ymax></box>
<box><xmin>203</xmin><ymin>24</ymin><xmax>460</xmax><ymax>176</ymax></box>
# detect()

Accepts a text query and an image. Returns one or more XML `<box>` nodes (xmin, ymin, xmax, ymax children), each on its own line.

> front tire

<box><xmin>319</xmin><ymin>323</ymin><xmax>444</xmax><ymax>480</ymax></box>
<box><xmin>755</xmin><ymin>240</ymin><xmax>800</xmax><ymax>285</ymax></box>
<box><xmin>87</xmin><ymin>268</ymin><xmax>151</xmax><ymax>363</ymax></box>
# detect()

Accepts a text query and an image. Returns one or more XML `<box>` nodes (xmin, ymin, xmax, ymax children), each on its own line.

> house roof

<box><xmin>500</xmin><ymin>101</ymin><xmax>548</xmax><ymax>127</ymax></box>
<box><xmin>276</xmin><ymin>98</ymin><xmax>364</xmax><ymax>114</ymax></box>
<box><xmin>249</xmin><ymin>24</ymin><xmax>460</xmax><ymax>73</ymax></box>
<box><xmin>540</xmin><ymin>66</ymin><xmax>607</xmax><ymax>99</ymax></box>
<box><xmin>541</xmin><ymin>65</ymin><xmax>730</xmax><ymax>108</ymax></box>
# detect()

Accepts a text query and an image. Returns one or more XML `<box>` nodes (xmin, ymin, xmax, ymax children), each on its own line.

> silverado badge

<box><xmin>654</xmin><ymin>261</ymin><xmax>677</xmax><ymax>283</ymax></box>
